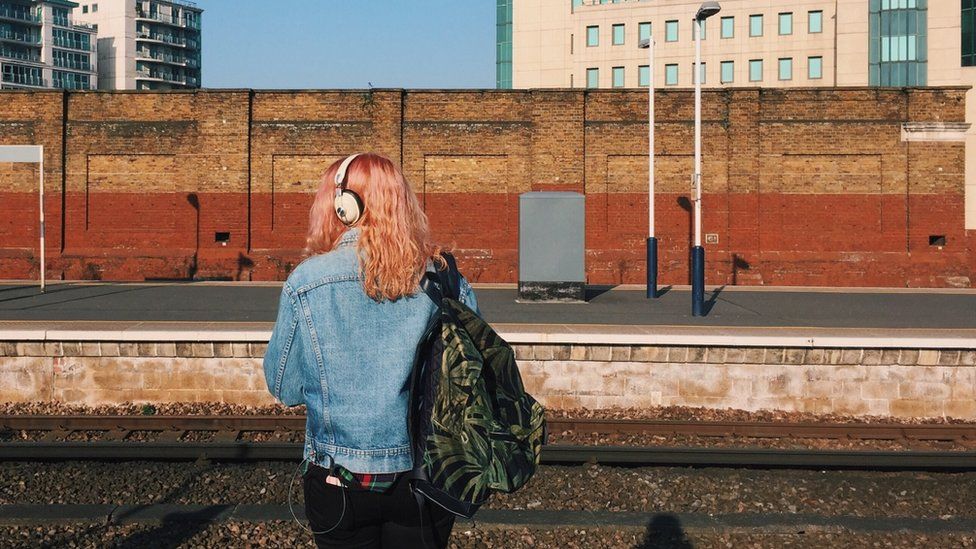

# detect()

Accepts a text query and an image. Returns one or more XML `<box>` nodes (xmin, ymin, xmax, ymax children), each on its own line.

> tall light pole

<box><xmin>692</xmin><ymin>1</ymin><xmax>720</xmax><ymax>317</ymax></box>
<box><xmin>639</xmin><ymin>37</ymin><xmax>656</xmax><ymax>299</ymax></box>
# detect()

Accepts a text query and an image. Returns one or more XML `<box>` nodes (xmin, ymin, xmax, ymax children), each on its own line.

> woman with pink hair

<box><xmin>263</xmin><ymin>153</ymin><xmax>478</xmax><ymax>548</ymax></box>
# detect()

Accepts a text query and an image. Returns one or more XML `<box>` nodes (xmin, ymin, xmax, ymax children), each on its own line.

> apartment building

<box><xmin>499</xmin><ymin>0</ymin><xmax>976</xmax><ymax>246</ymax></box>
<box><xmin>73</xmin><ymin>0</ymin><xmax>201</xmax><ymax>90</ymax></box>
<box><xmin>0</xmin><ymin>0</ymin><xmax>97</xmax><ymax>90</ymax></box>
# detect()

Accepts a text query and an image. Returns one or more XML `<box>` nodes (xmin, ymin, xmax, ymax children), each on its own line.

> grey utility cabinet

<box><xmin>518</xmin><ymin>192</ymin><xmax>585</xmax><ymax>302</ymax></box>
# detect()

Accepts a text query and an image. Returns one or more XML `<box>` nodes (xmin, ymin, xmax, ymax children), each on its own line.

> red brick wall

<box><xmin>0</xmin><ymin>87</ymin><xmax>971</xmax><ymax>287</ymax></box>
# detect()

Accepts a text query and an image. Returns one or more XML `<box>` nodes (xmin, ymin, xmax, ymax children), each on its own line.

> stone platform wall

<box><xmin>2</xmin><ymin>341</ymin><xmax>973</xmax><ymax>419</ymax></box>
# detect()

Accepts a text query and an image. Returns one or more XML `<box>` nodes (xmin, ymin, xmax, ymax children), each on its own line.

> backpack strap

<box><xmin>438</xmin><ymin>252</ymin><xmax>462</xmax><ymax>301</ymax></box>
<box><xmin>421</xmin><ymin>253</ymin><xmax>461</xmax><ymax>304</ymax></box>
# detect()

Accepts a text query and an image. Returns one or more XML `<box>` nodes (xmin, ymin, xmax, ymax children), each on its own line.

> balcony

<box><xmin>135</xmin><ymin>10</ymin><xmax>200</xmax><ymax>30</ymax></box>
<box><xmin>0</xmin><ymin>47</ymin><xmax>41</xmax><ymax>64</ymax></box>
<box><xmin>136</xmin><ymin>68</ymin><xmax>194</xmax><ymax>86</ymax></box>
<box><xmin>136</xmin><ymin>49</ymin><xmax>199</xmax><ymax>68</ymax></box>
<box><xmin>0</xmin><ymin>28</ymin><xmax>40</xmax><ymax>45</ymax></box>
<box><xmin>1</xmin><ymin>73</ymin><xmax>47</xmax><ymax>88</ymax></box>
<box><xmin>0</xmin><ymin>6</ymin><xmax>41</xmax><ymax>25</ymax></box>
<box><xmin>136</xmin><ymin>31</ymin><xmax>199</xmax><ymax>49</ymax></box>
<box><xmin>54</xmin><ymin>59</ymin><xmax>93</xmax><ymax>71</ymax></box>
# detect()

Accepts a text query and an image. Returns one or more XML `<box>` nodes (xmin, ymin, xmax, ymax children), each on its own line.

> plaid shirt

<box><xmin>333</xmin><ymin>465</ymin><xmax>399</xmax><ymax>493</ymax></box>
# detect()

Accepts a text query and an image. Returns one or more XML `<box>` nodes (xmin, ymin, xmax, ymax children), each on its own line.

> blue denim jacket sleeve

<box><xmin>263</xmin><ymin>283</ymin><xmax>305</xmax><ymax>406</ymax></box>
<box><xmin>459</xmin><ymin>276</ymin><xmax>480</xmax><ymax>315</ymax></box>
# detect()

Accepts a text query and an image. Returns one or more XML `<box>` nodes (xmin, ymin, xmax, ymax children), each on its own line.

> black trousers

<box><xmin>303</xmin><ymin>464</ymin><xmax>455</xmax><ymax>548</ymax></box>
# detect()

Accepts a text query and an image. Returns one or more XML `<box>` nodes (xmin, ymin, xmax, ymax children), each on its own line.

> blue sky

<box><xmin>197</xmin><ymin>0</ymin><xmax>496</xmax><ymax>89</ymax></box>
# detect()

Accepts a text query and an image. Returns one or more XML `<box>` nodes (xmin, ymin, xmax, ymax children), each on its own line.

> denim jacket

<box><xmin>263</xmin><ymin>228</ymin><xmax>478</xmax><ymax>474</ymax></box>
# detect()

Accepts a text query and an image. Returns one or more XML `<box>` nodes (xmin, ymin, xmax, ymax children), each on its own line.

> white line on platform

<box><xmin>1</xmin><ymin>321</ymin><xmax>974</xmax><ymax>349</ymax></box>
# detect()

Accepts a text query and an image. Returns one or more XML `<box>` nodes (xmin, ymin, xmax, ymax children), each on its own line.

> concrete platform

<box><xmin>0</xmin><ymin>281</ymin><xmax>974</xmax><ymax>328</ymax></box>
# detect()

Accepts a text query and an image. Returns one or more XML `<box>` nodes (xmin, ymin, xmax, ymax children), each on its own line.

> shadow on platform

<box><xmin>637</xmin><ymin>513</ymin><xmax>694</xmax><ymax>549</ymax></box>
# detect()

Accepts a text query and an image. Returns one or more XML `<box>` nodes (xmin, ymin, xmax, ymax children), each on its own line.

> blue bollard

<box><xmin>646</xmin><ymin>237</ymin><xmax>658</xmax><ymax>299</ymax></box>
<box><xmin>691</xmin><ymin>245</ymin><xmax>705</xmax><ymax>316</ymax></box>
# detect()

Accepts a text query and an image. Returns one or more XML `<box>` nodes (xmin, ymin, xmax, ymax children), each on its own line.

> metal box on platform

<box><xmin>518</xmin><ymin>192</ymin><xmax>585</xmax><ymax>302</ymax></box>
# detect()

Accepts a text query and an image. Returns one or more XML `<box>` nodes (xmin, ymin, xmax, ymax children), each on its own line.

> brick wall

<box><xmin>0</xmin><ymin>87</ymin><xmax>972</xmax><ymax>287</ymax></box>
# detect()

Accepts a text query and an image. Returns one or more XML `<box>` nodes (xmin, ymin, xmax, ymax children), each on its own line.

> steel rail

<box><xmin>3</xmin><ymin>415</ymin><xmax>975</xmax><ymax>442</ymax></box>
<box><xmin>1</xmin><ymin>441</ymin><xmax>975</xmax><ymax>471</ymax></box>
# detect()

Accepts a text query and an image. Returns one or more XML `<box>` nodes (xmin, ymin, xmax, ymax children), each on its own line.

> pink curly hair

<box><xmin>305</xmin><ymin>153</ymin><xmax>444</xmax><ymax>301</ymax></box>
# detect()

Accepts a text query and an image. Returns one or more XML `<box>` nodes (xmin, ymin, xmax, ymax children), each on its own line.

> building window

<box><xmin>749</xmin><ymin>59</ymin><xmax>763</xmax><ymax>81</ymax></box>
<box><xmin>82</xmin><ymin>5</ymin><xmax>88</xmax><ymax>13</ymax></box>
<box><xmin>779</xmin><ymin>13</ymin><xmax>793</xmax><ymax>35</ymax></box>
<box><xmin>638</xmin><ymin>22</ymin><xmax>651</xmax><ymax>44</ymax></box>
<box><xmin>779</xmin><ymin>57</ymin><xmax>793</xmax><ymax>80</ymax></box>
<box><xmin>587</xmin><ymin>67</ymin><xmax>599</xmax><ymax>88</ymax></box>
<box><xmin>496</xmin><ymin>0</ymin><xmax>512</xmax><ymax>89</ymax></box>
<box><xmin>720</xmin><ymin>60</ymin><xmax>733</xmax><ymax>83</ymax></box>
<box><xmin>695</xmin><ymin>19</ymin><xmax>706</xmax><ymax>40</ymax></box>
<box><xmin>92</xmin><ymin>4</ymin><xmax>98</xmax><ymax>12</ymax></box>
<box><xmin>870</xmin><ymin>1</ymin><xmax>927</xmax><ymax>85</ymax></box>
<box><xmin>809</xmin><ymin>10</ymin><xmax>823</xmax><ymax>33</ymax></box>
<box><xmin>587</xmin><ymin>25</ymin><xmax>599</xmax><ymax>47</ymax></box>
<box><xmin>638</xmin><ymin>64</ymin><xmax>650</xmax><ymax>87</ymax></box>
<box><xmin>808</xmin><ymin>56</ymin><xmax>823</xmax><ymax>79</ymax></box>
<box><xmin>749</xmin><ymin>14</ymin><xmax>763</xmax><ymax>37</ymax></box>
<box><xmin>612</xmin><ymin>66</ymin><xmax>625</xmax><ymax>87</ymax></box>
<box><xmin>721</xmin><ymin>16</ymin><xmax>733</xmax><ymax>38</ymax></box>
<box><xmin>963</xmin><ymin>1</ymin><xmax>976</xmax><ymax>66</ymax></box>
<box><xmin>666</xmin><ymin>20</ymin><xmax>678</xmax><ymax>42</ymax></box>
<box><xmin>612</xmin><ymin>24</ymin><xmax>625</xmax><ymax>45</ymax></box>
<box><xmin>696</xmin><ymin>62</ymin><xmax>706</xmax><ymax>84</ymax></box>
<box><xmin>665</xmin><ymin>64</ymin><xmax>678</xmax><ymax>85</ymax></box>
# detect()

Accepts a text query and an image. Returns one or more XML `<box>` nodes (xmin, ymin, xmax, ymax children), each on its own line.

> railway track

<box><xmin>2</xmin><ymin>414</ymin><xmax>975</xmax><ymax>470</ymax></box>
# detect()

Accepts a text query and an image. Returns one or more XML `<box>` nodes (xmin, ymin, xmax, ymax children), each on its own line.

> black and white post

<box><xmin>639</xmin><ymin>37</ymin><xmax>657</xmax><ymax>299</ymax></box>
<box><xmin>692</xmin><ymin>2</ymin><xmax>720</xmax><ymax>316</ymax></box>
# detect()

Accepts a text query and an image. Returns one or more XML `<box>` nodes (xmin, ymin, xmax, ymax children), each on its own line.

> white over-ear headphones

<box><xmin>333</xmin><ymin>153</ymin><xmax>364</xmax><ymax>226</ymax></box>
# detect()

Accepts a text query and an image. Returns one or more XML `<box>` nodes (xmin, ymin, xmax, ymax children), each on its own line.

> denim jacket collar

<box><xmin>336</xmin><ymin>228</ymin><xmax>360</xmax><ymax>249</ymax></box>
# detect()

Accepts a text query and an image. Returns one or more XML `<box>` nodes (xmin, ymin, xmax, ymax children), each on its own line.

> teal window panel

<box><xmin>696</xmin><ymin>19</ymin><xmax>706</xmax><ymax>40</ymax></box>
<box><xmin>779</xmin><ymin>57</ymin><xmax>793</xmax><ymax>80</ymax></box>
<box><xmin>665</xmin><ymin>64</ymin><xmax>678</xmax><ymax>85</ymax></box>
<box><xmin>809</xmin><ymin>10</ymin><xmax>823</xmax><ymax>33</ymax></box>
<box><xmin>721</xmin><ymin>60</ymin><xmax>733</xmax><ymax>83</ymax></box>
<box><xmin>721</xmin><ymin>16</ymin><xmax>733</xmax><ymax>38</ymax></box>
<box><xmin>779</xmin><ymin>12</ymin><xmax>793</xmax><ymax>35</ymax></box>
<box><xmin>666</xmin><ymin>20</ymin><xmax>678</xmax><ymax>42</ymax></box>
<box><xmin>613</xmin><ymin>24</ymin><xmax>625</xmax><ymax>45</ymax></box>
<box><xmin>750</xmin><ymin>14</ymin><xmax>763</xmax><ymax>37</ymax></box>
<box><xmin>638</xmin><ymin>65</ymin><xmax>650</xmax><ymax>87</ymax></box>
<box><xmin>749</xmin><ymin>59</ymin><xmax>763</xmax><ymax>81</ymax></box>
<box><xmin>587</xmin><ymin>25</ymin><xmax>599</xmax><ymax>46</ymax></box>
<box><xmin>639</xmin><ymin>22</ymin><xmax>651</xmax><ymax>43</ymax></box>
<box><xmin>808</xmin><ymin>56</ymin><xmax>823</xmax><ymax>79</ymax></box>
<box><xmin>612</xmin><ymin>66</ymin><xmax>625</xmax><ymax>87</ymax></box>
<box><xmin>587</xmin><ymin>67</ymin><xmax>599</xmax><ymax>88</ymax></box>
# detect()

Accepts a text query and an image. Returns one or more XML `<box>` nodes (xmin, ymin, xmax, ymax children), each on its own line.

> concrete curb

<box><xmin>2</xmin><ymin>320</ymin><xmax>975</xmax><ymax>349</ymax></box>
<box><xmin>1</xmin><ymin>505</ymin><xmax>975</xmax><ymax>534</ymax></box>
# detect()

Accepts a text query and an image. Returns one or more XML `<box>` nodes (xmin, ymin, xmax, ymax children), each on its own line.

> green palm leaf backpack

<box><xmin>408</xmin><ymin>253</ymin><xmax>546</xmax><ymax>519</ymax></box>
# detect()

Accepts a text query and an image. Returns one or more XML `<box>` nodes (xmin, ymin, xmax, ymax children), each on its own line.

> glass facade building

<box><xmin>0</xmin><ymin>0</ymin><xmax>96</xmax><ymax>90</ymax></box>
<box><xmin>869</xmin><ymin>0</ymin><xmax>927</xmax><ymax>86</ymax></box>
<box><xmin>496</xmin><ymin>0</ymin><xmax>512</xmax><ymax>88</ymax></box>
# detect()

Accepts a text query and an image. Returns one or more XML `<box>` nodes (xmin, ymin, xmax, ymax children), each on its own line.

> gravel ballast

<box><xmin>1</xmin><ymin>523</ymin><xmax>974</xmax><ymax>548</ymax></box>
<box><xmin>2</xmin><ymin>462</ymin><xmax>975</xmax><ymax>520</ymax></box>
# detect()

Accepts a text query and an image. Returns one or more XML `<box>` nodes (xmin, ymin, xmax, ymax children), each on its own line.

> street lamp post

<box><xmin>692</xmin><ymin>1</ymin><xmax>720</xmax><ymax>317</ymax></box>
<box><xmin>639</xmin><ymin>37</ymin><xmax>656</xmax><ymax>299</ymax></box>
